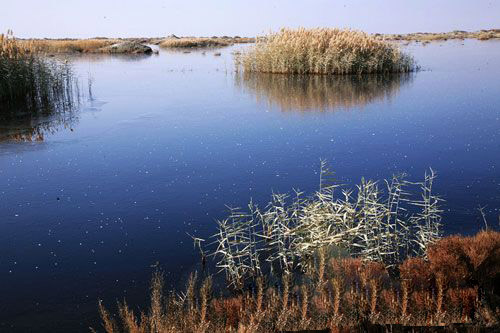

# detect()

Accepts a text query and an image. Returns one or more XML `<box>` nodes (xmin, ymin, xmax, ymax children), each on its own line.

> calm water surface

<box><xmin>0</xmin><ymin>40</ymin><xmax>499</xmax><ymax>332</ymax></box>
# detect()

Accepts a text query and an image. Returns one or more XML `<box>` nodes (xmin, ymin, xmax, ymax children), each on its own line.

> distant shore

<box><xmin>14</xmin><ymin>29</ymin><xmax>499</xmax><ymax>54</ymax></box>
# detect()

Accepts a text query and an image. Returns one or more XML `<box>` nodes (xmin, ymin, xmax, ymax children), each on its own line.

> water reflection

<box><xmin>0</xmin><ymin>70</ymin><xmax>85</xmax><ymax>142</ymax></box>
<box><xmin>235</xmin><ymin>72</ymin><xmax>413</xmax><ymax>112</ymax></box>
<box><xmin>0</xmin><ymin>110</ymin><xmax>79</xmax><ymax>142</ymax></box>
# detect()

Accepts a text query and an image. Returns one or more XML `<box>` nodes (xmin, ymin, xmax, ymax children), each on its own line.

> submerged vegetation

<box><xmin>236</xmin><ymin>28</ymin><xmax>415</xmax><ymax>75</ymax></box>
<box><xmin>236</xmin><ymin>72</ymin><xmax>413</xmax><ymax>112</ymax></box>
<box><xmin>0</xmin><ymin>31</ymin><xmax>78</xmax><ymax>116</ymax></box>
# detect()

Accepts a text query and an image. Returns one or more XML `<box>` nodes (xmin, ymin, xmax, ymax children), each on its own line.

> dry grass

<box><xmin>235</xmin><ymin>72</ymin><xmax>412</xmax><ymax>112</ymax></box>
<box><xmin>159</xmin><ymin>38</ymin><xmax>230</xmax><ymax>48</ymax></box>
<box><xmin>1</xmin><ymin>31</ymin><xmax>77</xmax><ymax>115</ymax></box>
<box><xmin>236</xmin><ymin>28</ymin><xmax>415</xmax><ymax>75</ymax></box>
<box><xmin>379</xmin><ymin>29</ymin><xmax>500</xmax><ymax>42</ymax></box>
<box><xmin>95</xmin><ymin>231</ymin><xmax>500</xmax><ymax>332</ymax></box>
<box><xmin>20</xmin><ymin>39</ymin><xmax>117</xmax><ymax>53</ymax></box>
<box><xmin>206</xmin><ymin>164</ymin><xmax>442</xmax><ymax>289</ymax></box>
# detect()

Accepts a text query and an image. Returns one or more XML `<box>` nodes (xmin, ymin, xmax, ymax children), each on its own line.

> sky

<box><xmin>1</xmin><ymin>0</ymin><xmax>499</xmax><ymax>38</ymax></box>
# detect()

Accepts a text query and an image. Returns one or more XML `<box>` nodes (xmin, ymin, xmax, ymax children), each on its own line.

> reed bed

<box><xmin>206</xmin><ymin>163</ymin><xmax>442</xmax><ymax>289</ymax></box>
<box><xmin>160</xmin><ymin>38</ymin><xmax>231</xmax><ymax>48</ymax></box>
<box><xmin>236</xmin><ymin>28</ymin><xmax>415</xmax><ymax>75</ymax></box>
<box><xmin>23</xmin><ymin>39</ymin><xmax>117</xmax><ymax>53</ymax></box>
<box><xmin>95</xmin><ymin>230</ymin><xmax>500</xmax><ymax>332</ymax></box>
<box><xmin>0</xmin><ymin>31</ymin><xmax>78</xmax><ymax>116</ymax></box>
<box><xmin>235</xmin><ymin>72</ymin><xmax>412</xmax><ymax>112</ymax></box>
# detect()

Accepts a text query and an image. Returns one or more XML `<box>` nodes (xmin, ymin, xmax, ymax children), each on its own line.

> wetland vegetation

<box><xmin>236</xmin><ymin>28</ymin><xmax>416</xmax><ymax>75</ymax></box>
<box><xmin>379</xmin><ymin>29</ymin><xmax>500</xmax><ymax>42</ymax></box>
<box><xmin>1</xmin><ymin>23</ymin><xmax>500</xmax><ymax>333</ymax></box>
<box><xmin>95</xmin><ymin>167</ymin><xmax>500</xmax><ymax>332</ymax></box>
<box><xmin>0</xmin><ymin>32</ymin><xmax>79</xmax><ymax>117</ymax></box>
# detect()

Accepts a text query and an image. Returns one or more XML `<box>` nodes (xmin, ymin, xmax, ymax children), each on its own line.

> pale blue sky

<box><xmin>2</xmin><ymin>0</ymin><xmax>499</xmax><ymax>38</ymax></box>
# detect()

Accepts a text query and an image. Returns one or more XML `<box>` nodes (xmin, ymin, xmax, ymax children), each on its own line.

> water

<box><xmin>0</xmin><ymin>40</ymin><xmax>499</xmax><ymax>332</ymax></box>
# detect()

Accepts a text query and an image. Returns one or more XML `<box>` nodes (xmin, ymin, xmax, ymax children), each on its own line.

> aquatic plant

<box><xmin>236</xmin><ymin>28</ymin><xmax>415</xmax><ymax>75</ymax></box>
<box><xmin>208</xmin><ymin>162</ymin><xmax>442</xmax><ymax>288</ymax></box>
<box><xmin>159</xmin><ymin>38</ymin><xmax>230</xmax><ymax>48</ymax></box>
<box><xmin>0</xmin><ymin>31</ymin><xmax>77</xmax><ymax>116</ymax></box>
<box><xmin>96</xmin><ymin>230</ymin><xmax>500</xmax><ymax>332</ymax></box>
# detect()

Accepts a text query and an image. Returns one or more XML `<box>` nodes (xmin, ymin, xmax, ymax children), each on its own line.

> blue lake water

<box><xmin>0</xmin><ymin>40</ymin><xmax>499</xmax><ymax>331</ymax></box>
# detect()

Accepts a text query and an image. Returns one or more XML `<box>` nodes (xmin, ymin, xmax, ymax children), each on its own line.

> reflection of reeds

<box><xmin>0</xmin><ymin>109</ymin><xmax>79</xmax><ymax>142</ymax></box>
<box><xmin>235</xmin><ymin>72</ymin><xmax>412</xmax><ymax>112</ymax></box>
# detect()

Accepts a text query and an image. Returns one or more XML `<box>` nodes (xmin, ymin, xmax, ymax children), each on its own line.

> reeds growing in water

<box><xmin>236</xmin><ymin>28</ymin><xmax>416</xmax><ymax>75</ymax></box>
<box><xmin>207</xmin><ymin>162</ymin><xmax>442</xmax><ymax>289</ymax></box>
<box><xmin>159</xmin><ymin>38</ymin><xmax>231</xmax><ymax>48</ymax></box>
<box><xmin>0</xmin><ymin>31</ymin><xmax>77</xmax><ymax>116</ymax></box>
<box><xmin>96</xmin><ymin>230</ymin><xmax>500</xmax><ymax>332</ymax></box>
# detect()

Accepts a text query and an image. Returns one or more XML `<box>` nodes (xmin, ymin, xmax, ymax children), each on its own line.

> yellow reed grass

<box><xmin>1</xmin><ymin>31</ymin><xmax>77</xmax><ymax>115</ymax></box>
<box><xmin>22</xmin><ymin>39</ymin><xmax>117</xmax><ymax>53</ymax></box>
<box><xmin>160</xmin><ymin>38</ymin><xmax>230</xmax><ymax>48</ymax></box>
<box><xmin>236</xmin><ymin>28</ymin><xmax>415</xmax><ymax>75</ymax></box>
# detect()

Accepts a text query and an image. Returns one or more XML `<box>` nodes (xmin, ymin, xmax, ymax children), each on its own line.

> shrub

<box><xmin>236</xmin><ymin>28</ymin><xmax>415</xmax><ymax>75</ymax></box>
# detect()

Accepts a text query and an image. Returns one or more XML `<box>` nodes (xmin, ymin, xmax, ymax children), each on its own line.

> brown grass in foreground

<box><xmin>95</xmin><ymin>231</ymin><xmax>500</xmax><ymax>332</ymax></box>
<box><xmin>236</xmin><ymin>28</ymin><xmax>415</xmax><ymax>75</ymax></box>
<box><xmin>159</xmin><ymin>38</ymin><xmax>230</xmax><ymax>48</ymax></box>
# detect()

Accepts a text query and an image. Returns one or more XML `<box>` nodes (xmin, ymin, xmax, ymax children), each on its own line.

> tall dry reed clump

<box><xmin>0</xmin><ymin>31</ymin><xmax>76</xmax><ymax>115</ymax></box>
<box><xmin>236</xmin><ymin>28</ymin><xmax>415</xmax><ymax>75</ymax></box>
<box><xmin>95</xmin><ymin>231</ymin><xmax>500</xmax><ymax>333</ymax></box>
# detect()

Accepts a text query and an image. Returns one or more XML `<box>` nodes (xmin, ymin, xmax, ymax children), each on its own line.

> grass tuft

<box><xmin>236</xmin><ymin>28</ymin><xmax>415</xmax><ymax>75</ymax></box>
<box><xmin>159</xmin><ymin>38</ymin><xmax>230</xmax><ymax>48</ymax></box>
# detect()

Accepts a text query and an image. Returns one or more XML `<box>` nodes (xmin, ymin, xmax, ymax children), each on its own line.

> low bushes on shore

<box><xmin>236</xmin><ymin>28</ymin><xmax>415</xmax><ymax>75</ymax></box>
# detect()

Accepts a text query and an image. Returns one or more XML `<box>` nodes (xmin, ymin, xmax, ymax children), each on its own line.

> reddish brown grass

<box><xmin>95</xmin><ymin>231</ymin><xmax>500</xmax><ymax>332</ymax></box>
